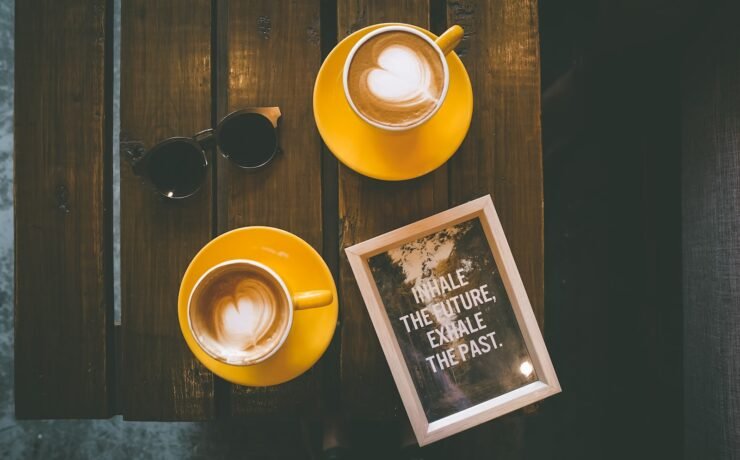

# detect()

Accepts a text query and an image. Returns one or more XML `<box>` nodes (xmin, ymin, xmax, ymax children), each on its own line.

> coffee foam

<box><xmin>347</xmin><ymin>31</ymin><xmax>445</xmax><ymax>127</ymax></box>
<box><xmin>190</xmin><ymin>268</ymin><xmax>289</xmax><ymax>363</ymax></box>
<box><xmin>367</xmin><ymin>45</ymin><xmax>433</xmax><ymax>104</ymax></box>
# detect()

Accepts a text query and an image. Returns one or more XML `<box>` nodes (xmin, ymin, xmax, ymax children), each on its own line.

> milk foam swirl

<box><xmin>366</xmin><ymin>44</ymin><xmax>435</xmax><ymax>106</ymax></box>
<box><xmin>347</xmin><ymin>31</ymin><xmax>445</xmax><ymax>128</ymax></box>
<box><xmin>211</xmin><ymin>278</ymin><xmax>277</xmax><ymax>351</ymax></box>
<box><xmin>191</xmin><ymin>269</ymin><xmax>288</xmax><ymax>363</ymax></box>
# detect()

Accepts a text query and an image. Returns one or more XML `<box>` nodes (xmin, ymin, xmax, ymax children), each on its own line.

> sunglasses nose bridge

<box><xmin>193</xmin><ymin>128</ymin><xmax>216</xmax><ymax>150</ymax></box>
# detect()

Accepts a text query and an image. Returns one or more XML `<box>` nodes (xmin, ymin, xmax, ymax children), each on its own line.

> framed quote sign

<box><xmin>345</xmin><ymin>195</ymin><xmax>560</xmax><ymax>445</ymax></box>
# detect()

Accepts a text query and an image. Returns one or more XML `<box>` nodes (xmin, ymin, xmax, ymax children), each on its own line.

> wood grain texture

<box><xmin>218</xmin><ymin>0</ymin><xmax>324</xmax><ymax>416</ymax></box>
<box><xmin>14</xmin><ymin>0</ymin><xmax>114</xmax><ymax>419</ymax></box>
<box><xmin>682</xmin><ymin>5</ymin><xmax>740</xmax><ymax>457</ymax></box>
<box><xmin>432</xmin><ymin>5</ymin><xmax>542</xmax><ymax>451</ymax></box>
<box><xmin>337</xmin><ymin>0</ymin><xmax>449</xmax><ymax>420</ymax></box>
<box><xmin>447</xmin><ymin>0</ymin><xmax>544</xmax><ymax>327</ymax></box>
<box><xmin>120</xmin><ymin>0</ymin><xmax>214</xmax><ymax>420</ymax></box>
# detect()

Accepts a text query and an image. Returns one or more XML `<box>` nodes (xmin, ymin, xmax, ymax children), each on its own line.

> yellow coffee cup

<box><xmin>187</xmin><ymin>259</ymin><xmax>333</xmax><ymax>366</ymax></box>
<box><xmin>342</xmin><ymin>24</ymin><xmax>464</xmax><ymax>131</ymax></box>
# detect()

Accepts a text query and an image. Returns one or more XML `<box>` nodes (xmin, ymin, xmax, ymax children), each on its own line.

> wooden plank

<box><xmin>217</xmin><ymin>0</ymin><xmax>324</xmax><ymax>416</ymax></box>
<box><xmin>14</xmin><ymin>0</ymin><xmax>114</xmax><ymax>419</ymax></box>
<box><xmin>120</xmin><ymin>0</ymin><xmax>214</xmax><ymax>420</ymax></box>
<box><xmin>447</xmin><ymin>0</ymin><xmax>544</xmax><ymax>326</ymax></box>
<box><xmin>337</xmin><ymin>0</ymin><xmax>449</xmax><ymax>420</ymax></box>
<box><xmin>429</xmin><ymin>0</ymin><xmax>544</xmax><ymax>456</ymax></box>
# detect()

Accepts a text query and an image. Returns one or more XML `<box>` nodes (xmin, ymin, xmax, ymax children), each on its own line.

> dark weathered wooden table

<box><xmin>15</xmin><ymin>0</ymin><xmax>542</xmax><ymax>453</ymax></box>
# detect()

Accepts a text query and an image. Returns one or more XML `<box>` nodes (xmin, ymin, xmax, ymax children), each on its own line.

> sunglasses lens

<box><xmin>218</xmin><ymin>113</ymin><xmax>277</xmax><ymax>168</ymax></box>
<box><xmin>148</xmin><ymin>140</ymin><xmax>207</xmax><ymax>198</ymax></box>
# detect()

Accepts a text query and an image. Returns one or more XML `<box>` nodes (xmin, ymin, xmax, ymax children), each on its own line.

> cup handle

<box><xmin>435</xmin><ymin>25</ymin><xmax>464</xmax><ymax>55</ymax></box>
<box><xmin>293</xmin><ymin>290</ymin><xmax>333</xmax><ymax>310</ymax></box>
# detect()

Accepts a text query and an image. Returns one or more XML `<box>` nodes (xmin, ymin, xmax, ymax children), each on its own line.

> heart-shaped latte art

<box><xmin>366</xmin><ymin>45</ymin><xmax>433</xmax><ymax>105</ymax></box>
<box><xmin>213</xmin><ymin>278</ymin><xmax>277</xmax><ymax>351</ymax></box>
<box><xmin>346</xmin><ymin>30</ymin><xmax>446</xmax><ymax>127</ymax></box>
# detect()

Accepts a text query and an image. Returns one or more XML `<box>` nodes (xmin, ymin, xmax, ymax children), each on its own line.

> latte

<box><xmin>346</xmin><ymin>30</ymin><xmax>446</xmax><ymax>128</ymax></box>
<box><xmin>189</xmin><ymin>264</ymin><xmax>290</xmax><ymax>364</ymax></box>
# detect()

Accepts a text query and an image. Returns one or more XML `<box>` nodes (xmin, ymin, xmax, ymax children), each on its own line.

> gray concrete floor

<box><xmin>0</xmin><ymin>2</ymin><xmax>310</xmax><ymax>458</ymax></box>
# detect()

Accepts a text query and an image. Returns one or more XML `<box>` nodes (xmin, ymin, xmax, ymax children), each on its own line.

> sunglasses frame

<box><xmin>132</xmin><ymin>107</ymin><xmax>282</xmax><ymax>199</ymax></box>
<box><xmin>214</xmin><ymin>107</ymin><xmax>282</xmax><ymax>170</ymax></box>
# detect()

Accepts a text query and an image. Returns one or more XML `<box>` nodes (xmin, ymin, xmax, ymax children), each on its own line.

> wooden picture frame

<box><xmin>345</xmin><ymin>195</ymin><xmax>560</xmax><ymax>445</ymax></box>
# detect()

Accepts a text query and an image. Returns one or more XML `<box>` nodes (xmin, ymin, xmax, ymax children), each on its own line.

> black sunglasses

<box><xmin>132</xmin><ymin>107</ymin><xmax>281</xmax><ymax>199</ymax></box>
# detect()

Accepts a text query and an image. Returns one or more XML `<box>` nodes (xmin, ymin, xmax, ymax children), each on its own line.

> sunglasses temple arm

<box><xmin>266</xmin><ymin>107</ymin><xmax>281</xmax><ymax>127</ymax></box>
<box><xmin>194</xmin><ymin>128</ymin><xmax>216</xmax><ymax>149</ymax></box>
<box><xmin>121</xmin><ymin>140</ymin><xmax>148</xmax><ymax>176</ymax></box>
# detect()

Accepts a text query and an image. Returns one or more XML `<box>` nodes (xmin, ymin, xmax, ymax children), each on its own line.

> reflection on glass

<box><xmin>519</xmin><ymin>361</ymin><xmax>534</xmax><ymax>377</ymax></box>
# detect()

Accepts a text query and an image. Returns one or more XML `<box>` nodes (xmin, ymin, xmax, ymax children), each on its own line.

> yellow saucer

<box><xmin>178</xmin><ymin>227</ymin><xmax>338</xmax><ymax>386</ymax></box>
<box><xmin>314</xmin><ymin>23</ymin><xmax>473</xmax><ymax>181</ymax></box>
